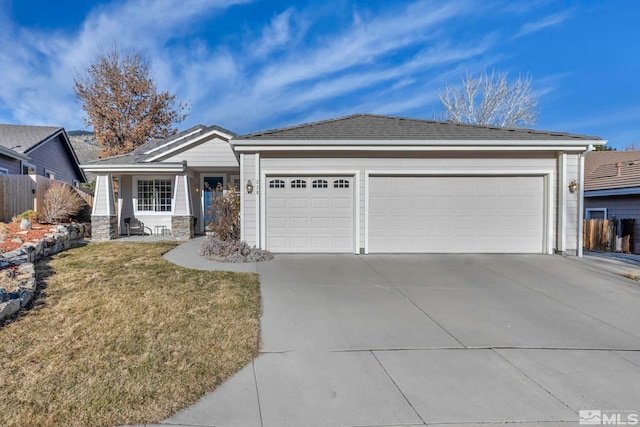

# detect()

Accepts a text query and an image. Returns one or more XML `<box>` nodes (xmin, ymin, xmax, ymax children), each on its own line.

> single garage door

<box><xmin>266</xmin><ymin>176</ymin><xmax>354</xmax><ymax>252</ymax></box>
<box><xmin>368</xmin><ymin>176</ymin><xmax>544</xmax><ymax>253</ymax></box>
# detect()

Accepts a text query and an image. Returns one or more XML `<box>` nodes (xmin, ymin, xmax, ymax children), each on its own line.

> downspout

<box><xmin>577</xmin><ymin>144</ymin><xmax>594</xmax><ymax>257</ymax></box>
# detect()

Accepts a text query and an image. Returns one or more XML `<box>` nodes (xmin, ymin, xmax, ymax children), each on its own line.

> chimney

<box><xmin>616</xmin><ymin>162</ymin><xmax>622</xmax><ymax>177</ymax></box>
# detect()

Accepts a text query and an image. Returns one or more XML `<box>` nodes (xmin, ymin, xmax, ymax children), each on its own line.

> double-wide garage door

<box><xmin>264</xmin><ymin>175</ymin><xmax>545</xmax><ymax>253</ymax></box>
<box><xmin>368</xmin><ymin>176</ymin><xmax>544</xmax><ymax>253</ymax></box>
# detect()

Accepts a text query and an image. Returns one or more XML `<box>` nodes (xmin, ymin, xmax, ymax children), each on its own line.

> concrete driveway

<box><xmin>159</xmin><ymin>254</ymin><xmax>640</xmax><ymax>427</ymax></box>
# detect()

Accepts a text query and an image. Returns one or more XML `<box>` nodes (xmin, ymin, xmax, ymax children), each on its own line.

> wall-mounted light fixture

<box><xmin>568</xmin><ymin>180</ymin><xmax>578</xmax><ymax>194</ymax></box>
<box><xmin>195</xmin><ymin>186</ymin><xmax>200</xmax><ymax>193</ymax></box>
<box><xmin>246</xmin><ymin>180</ymin><xmax>254</xmax><ymax>194</ymax></box>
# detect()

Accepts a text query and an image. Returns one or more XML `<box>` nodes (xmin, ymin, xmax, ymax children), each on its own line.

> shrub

<box><xmin>42</xmin><ymin>182</ymin><xmax>86</xmax><ymax>223</ymax></box>
<box><xmin>200</xmin><ymin>236</ymin><xmax>274</xmax><ymax>263</ymax></box>
<box><xmin>18</xmin><ymin>210</ymin><xmax>39</xmax><ymax>223</ymax></box>
<box><xmin>206</xmin><ymin>183</ymin><xmax>240</xmax><ymax>242</ymax></box>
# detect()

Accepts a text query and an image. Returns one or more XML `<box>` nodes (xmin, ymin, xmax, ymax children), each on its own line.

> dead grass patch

<box><xmin>622</xmin><ymin>273</ymin><xmax>640</xmax><ymax>281</ymax></box>
<box><xmin>0</xmin><ymin>242</ymin><xmax>261</xmax><ymax>427</ymax></box>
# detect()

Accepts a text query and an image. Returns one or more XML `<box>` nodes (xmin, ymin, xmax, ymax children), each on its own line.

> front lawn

<box><xmin>0</xmin><ymin>242</ymin><xmax>261</xmax><ymax>427</ymax></box>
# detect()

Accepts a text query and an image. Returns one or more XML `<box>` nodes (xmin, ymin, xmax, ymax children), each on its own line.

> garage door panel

<box><xmin>268</xmin><ymin>197</ymin><xmax>287</xmax><ymax>208</ymax></box>
<box><xmin>289</xmin><ymin>217</ymin><xmax>309</xmax><ymax>228</ymax></box>
<box><xmin>311</xmin><ymin>217</ymin><xmax>330</xmax><ymax>228</ymax></box>
<box><xmin>312</xmin><ymin>198</ymin><xmax>330</xmax><ymax>209</ymax></box>
<box><xmin>268</xmin><ymin>217</ymin><xmax>287</xmax><ymax>228</ymax></box>
<box><xmin>369</xmin><ymin>176</ymin><xmax>544</xmax><ymax>253</ymax></box>
<box><xmin>289</xmin><ymin>198</ymin><xmax>309</xmax><ymax>209</ymax></box>
<box><xmin>266</xmin><ymin>176</ymin><xmax>354</xmax><ymax>253</ymax></box>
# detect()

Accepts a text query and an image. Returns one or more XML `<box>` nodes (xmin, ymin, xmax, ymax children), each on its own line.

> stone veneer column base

<box><xmin>171</xmin><ymin>216</ymin><xmax>194</xmax><ymax>241</ymax></box>
<box><xmin>91</xmin><ymin>215</ymin><xmax>118</xmax><ymax>240</ymax></box>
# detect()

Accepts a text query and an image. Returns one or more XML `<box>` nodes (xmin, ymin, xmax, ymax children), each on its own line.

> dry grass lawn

<box><xmin>0</xmin><ymin>242</ymin><xmax>261</xmax><ymax>427</ymax></box>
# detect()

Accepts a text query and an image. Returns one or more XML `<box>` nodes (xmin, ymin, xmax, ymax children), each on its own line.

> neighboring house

<box><xmin>584</xmin><ymin>150</ymin><xmax>640</xmax><ymax>251</ymax></box>
<box><xmin>0</xmin><ymin>124</ymin><xmax>86</xmax><ymax>185</ymax></box>
<box><xmin>0</xmin><ymin>144</ymin><xmax>30</xmax><ymax>174</ymax></box>
<box><xmin>85</xmin><ymin>114</ymin><xmax>604</xmax><ymax>255</ymax></box>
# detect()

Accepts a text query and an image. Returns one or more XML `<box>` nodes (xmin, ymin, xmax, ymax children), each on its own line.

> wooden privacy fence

<box><xmin>583</xmin><ymin>218</ymin><xmax>635</xmax><ymax>253</ymax></box>
<box><xmin>0</xmin><ymin>175</ymin><xmax>93</xmax><ymax>222</ymax></box>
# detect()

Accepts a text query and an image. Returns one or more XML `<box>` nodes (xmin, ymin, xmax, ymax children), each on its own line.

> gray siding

<box><xmin>585</xmin><ymin>195</ymin><xmax>640</xmax><ymax>253</ymax></box>
<box><xmin>249</xmin><ymin>151</ymin><xmax>570</xmax><ymax>253</ymax></box>
<box><xmin>118</xmin><ymin>175</ymin><xmax>134</xmax><ymax>234</ymax></box>
<box><xmin>242</xmin><ymin>154</ymin><xmax>258</xmax><ymax>246</ymax></box>
<box><xmin>173</xmin><ymin>174</ymin><xmax>190</xmax><ymax>215</ymax></box>
<box><xmin>0</xmin><ymin>155</ymin><xmax>20</xmax><ymax>174</ymax></box>
<box><xmin>27</xmin><ymin>133</ymin><xmax>84</xmax><ymax>183</ymax></box>
<box><xmin>160</xmin><ymin>137</ymin><xmax>239</xmax><ymax>168</ymax></box>
<box><xmin>565</xmin><ymin>154</ymin><xmax>579</xmax><ymax>251</ymax></box>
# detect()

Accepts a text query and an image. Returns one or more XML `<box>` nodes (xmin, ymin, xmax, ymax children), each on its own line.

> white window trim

<box><xmin>133</xmin><ymin>175</ymin><xmax>175</xmax><ymax>215</ymax></box>
<box><xmin>0</xmin><ymin>167</ymin><xmax>8</xmax><ymax>175</ymax></box>
<box><xmin>21</xmin><ymin>161</ymin><xmax>36</xmax><ymax>175</ymax></box>
<box><xmin>44</xmin><ymin>169</ymin><xmax>55</xmax><ymax>179</ymax></box>
<box><xmin>585</xmin><ymin>208</ymin><xmax>607</xmax><ymax>220</ymax></box>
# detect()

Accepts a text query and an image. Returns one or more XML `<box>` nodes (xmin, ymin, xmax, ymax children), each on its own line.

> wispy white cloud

<box><xmin>0</xmin><ymin>0</ymin><xmax>587</xmax><ymax>136</ymax></box>
<box><xmin>250</xmin><ymin>8</ymin><xmax>305</xmax><ymax>58</ymax></box>
<box><xmin>0</xmin><ymin>0</ymin><xmax>249</xmax><ymax>126</ymax></box>
<box><xmin>514</xmin><ymin>10</ymin><xmax>573</xmax><ymax>38</ymax></box>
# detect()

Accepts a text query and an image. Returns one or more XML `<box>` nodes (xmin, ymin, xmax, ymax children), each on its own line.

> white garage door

<box><xmin>266</xmin><ymin>176</ymin><xmax>354</xmax><ymax>252</ymax></box>
<box><xmin>368</xmin><ymin>176</ymin><xmax>544</xmax><ymax>253</ymax></box>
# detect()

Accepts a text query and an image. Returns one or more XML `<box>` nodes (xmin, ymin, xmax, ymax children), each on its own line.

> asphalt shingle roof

<box><xmin>235</xmin><ymin>114</ymin><xmax>603</xmax><ymax>141</ymax></box>
<box><xmin>0</xmin><ymin>124</ymin><xmax>63</xmax><ymax>153</ymax></box>
<box><xmin>585</xmin><ymin>152</ymin><xmax>640</xmax><ymax>191</ymax></box>
<box><xmin>83</xmin><ymin>124</ymin><xmax>237</xmax><ymax>166</ymax></box>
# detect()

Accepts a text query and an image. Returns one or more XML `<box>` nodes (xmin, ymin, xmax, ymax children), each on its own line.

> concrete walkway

<box><xmin>131</xmin><ymin>244</ymin><xmax>640</xmax><ymax>427</ymax></box>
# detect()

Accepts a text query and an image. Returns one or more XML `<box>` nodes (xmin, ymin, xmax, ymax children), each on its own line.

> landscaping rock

<box><xmin>19</xmin><ymin>219</ymin><xmax>32</xmax><ymax>230</ymax></box>
<box><xmin>0</xmin><ymin>299</ymin><xmax>20</xmax><ymax>319</ymax></box>
<box><xmin>0</xmin><ymin>223</ymin><xmax>85</xmax><ymax>323</ymax></box>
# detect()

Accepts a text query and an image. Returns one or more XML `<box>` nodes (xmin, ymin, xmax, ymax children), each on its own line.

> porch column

<box><xmin>171</xmin><ymin>173</ymin><xmax>194</xmax><ymax>240</ymax></box>
<box><xmin>91</xmin><ymin>173</ymin><xmax>117</xmax><ymax>240</ymax></box>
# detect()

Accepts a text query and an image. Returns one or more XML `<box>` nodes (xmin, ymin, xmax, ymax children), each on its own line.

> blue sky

<box><xmin>0</xmin><ymin>0</ymin><xmax>638</xmax><ymax>149</ymax></box>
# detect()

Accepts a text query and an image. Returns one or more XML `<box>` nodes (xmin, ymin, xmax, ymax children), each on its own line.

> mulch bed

<box><xmin>1</xmin><ymin>222</ymin><xmax>55</xmax><ymax>253</ymax></box>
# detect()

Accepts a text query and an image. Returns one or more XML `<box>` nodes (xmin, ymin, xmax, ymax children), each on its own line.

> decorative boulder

<box><xmin>20</xmin><ymin>219</ymin><xmax>32</xmax><ymax>230</ymax></box>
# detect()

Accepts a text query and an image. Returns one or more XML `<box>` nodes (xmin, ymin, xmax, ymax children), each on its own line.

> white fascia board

<box><xmin>80</xmin><ymin>163</ymin><xmax>186</xmax><ymax>174</ymax></box>
<box><xmin>232</xmin><ymin>138</ymin><xmax>604</xmax><ymax>148</ymax></box>
<box><xmin>585</xmin><ymin>187</ymin><xmax>640</xmax><ymax>197</ymax></box>
<box><xmin>145</xmin><ymin>129</ymin><xmax>231</xmax><ymax>162</ymax></box>
<box><xmin>233</xmin><ymin>145</ymin><xmax>595</xmax><ymax>152</ymax></box>
<box><xmin>143</xmin><ymin>128</ymin><xmax>203</xmax><ymax>155</ymax></box>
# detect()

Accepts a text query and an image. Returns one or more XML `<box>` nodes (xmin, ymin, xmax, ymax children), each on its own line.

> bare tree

<box><xmin>74</xmin><ymin>47</ymin><xmax>189</xmax><ymax>157</ymax></box>
<box><xmin>623</xmin><ymin>142</ymin><xmax>640</xmax><ymax>151</ymax></box>
<box><xmin>439</xmin><ymin>70</ymin><xmax>538</xmax><ymax>128</ymax></box>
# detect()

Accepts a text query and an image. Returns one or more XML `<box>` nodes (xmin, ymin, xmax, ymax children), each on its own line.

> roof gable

<box><xmin>81</xmin><ymin>124</ymin><xmax>238</xmax><ymax>170</ymax></box>
<box><xmin>234</xmin><ymin>114</ymin><xmax>603</xmax><ymax>141</ymax></box>
<box><xmin>0</xmin><ymin>124</ymin><xmax>62</xmax><ymax>153</ymax></box>
<box><xmin>0</xmin><ymin>124</ymin><xmax>86</xmax><ymax>181</ymax></box>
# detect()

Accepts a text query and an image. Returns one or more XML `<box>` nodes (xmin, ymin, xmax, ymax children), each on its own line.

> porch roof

<box><xmin>80</xmin><ymin>161</ymin><xmax>187</xmax><ymax>174</ymax></box>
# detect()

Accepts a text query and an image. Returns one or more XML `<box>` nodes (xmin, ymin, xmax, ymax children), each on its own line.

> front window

<box><xmin>137</xmin><ymin>179</ymin><xmax>172</xmax><ymax>212</ymax></box>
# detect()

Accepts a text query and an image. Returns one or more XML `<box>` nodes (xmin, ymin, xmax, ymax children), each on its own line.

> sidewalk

<box><xmin>161</xmin><ymin>236</ymin><xmax>260</xmax><ymax>273</ymax></box>
<box><xmin>569</xmin><ymin>250</ymin><xmax>640</xmax><ymax>278</ymax></box>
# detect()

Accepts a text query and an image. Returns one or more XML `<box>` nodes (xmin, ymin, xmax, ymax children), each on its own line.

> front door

<box><xmin>203</xmin><ymin>176</ymin><xmax>224</xmax><ymax>231</ymax></box>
